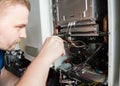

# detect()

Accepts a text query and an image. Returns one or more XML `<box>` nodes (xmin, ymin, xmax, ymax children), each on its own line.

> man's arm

<box><xmin>16</xmin><ymin>36</ymin><xmax>65</xmax><ymax>86</ymax></box>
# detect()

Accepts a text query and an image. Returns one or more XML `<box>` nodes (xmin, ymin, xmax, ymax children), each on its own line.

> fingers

<box><xmin>54</xmin><ymin>36</ymin><xmax>64</xmax><ymax>47</ymax></box>
<box><xmin>47</xmin><ymin>36</ymin><xmax>64</xmax><ymax>47</ymax></box>
<box><xmin>48</xmin><ymin>36</ymin><xmax>65</xmax><ymax>56</ymax></box>
<box><xmin>53</xmin><ymin>36</ymin><xmax>64</xmax><ymax>43</ymax></box>
<box><xmin>54</xmin><ymin>36</ymin><xmax>65</xmax><ymax>56</ymax></box>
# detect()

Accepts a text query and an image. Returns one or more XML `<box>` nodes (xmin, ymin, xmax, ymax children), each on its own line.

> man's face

<box><xmin>0</xmin><ymin>4</ymin><xmax>29</xmax><ymax>50</ymax></box>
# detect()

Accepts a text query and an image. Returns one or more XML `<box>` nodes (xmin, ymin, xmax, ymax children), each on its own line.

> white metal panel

<box><xmin>108</xmin><ymin>0</ymin><xmax>120</xmax><ymax>86</ymax></box>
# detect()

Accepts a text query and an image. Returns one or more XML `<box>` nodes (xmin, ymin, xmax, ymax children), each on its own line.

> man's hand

<box><xmin>37</xmin><ymin>36</ymin><xmax>65</xmax><ymax>64</ymax></box>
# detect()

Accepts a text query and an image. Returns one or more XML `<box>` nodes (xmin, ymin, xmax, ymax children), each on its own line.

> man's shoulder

<box><xmin>0</xmin><ymin>50</ymin><xmax>4</xmax><ymax>72</ymax></box>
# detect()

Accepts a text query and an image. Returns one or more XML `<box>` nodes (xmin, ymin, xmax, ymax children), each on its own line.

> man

<box><xmin>0</xmin><ymin>0</ymin><xmax>65</xmax><ymax>86</ymax></box>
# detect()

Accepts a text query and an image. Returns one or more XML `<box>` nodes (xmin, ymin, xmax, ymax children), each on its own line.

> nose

<box><xmin>19</xmin><ymin>28</ymin><xmax>27</xmax><ymax>38</ymax></box>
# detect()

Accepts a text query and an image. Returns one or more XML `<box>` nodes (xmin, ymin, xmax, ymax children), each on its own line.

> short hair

<box><xmin>0</xmin><ymin>0</ymin><xmax>31</xmax><ymax>11</ymax></box>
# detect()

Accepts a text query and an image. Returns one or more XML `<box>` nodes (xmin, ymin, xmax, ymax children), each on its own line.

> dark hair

<box><xmin>0</xmin><ymin>0</ymin><xmax>31</xmax><ymax>11</ymax></box>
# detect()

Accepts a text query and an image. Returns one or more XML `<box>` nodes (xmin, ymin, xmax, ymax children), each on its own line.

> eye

<box><xmin>15</xmin><ymin>24</ymin><xmax>26</xmax><ymax>29</ymax></box>
<box><xmin>15</xmin><ymin>24</ymin><xmax>26</xmax><ymax>30</ymax></box>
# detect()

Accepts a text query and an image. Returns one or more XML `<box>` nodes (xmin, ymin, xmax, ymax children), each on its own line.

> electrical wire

<box><xmin>66</xmin><ymin>43</ymin><xmax>104</xmax><ymax>80</ymax></box>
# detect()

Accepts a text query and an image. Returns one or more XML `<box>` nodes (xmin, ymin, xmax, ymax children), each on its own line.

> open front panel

<box><xmin>49</xmin><ymin>0</ymin><xmax>108</xmax><ymax>86</ymax></box>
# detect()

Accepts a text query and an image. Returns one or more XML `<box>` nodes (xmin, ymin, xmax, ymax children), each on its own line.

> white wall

<box><xmin>23</xmin><ymin>0</ymin><xmax>53</xmax><ymax>61</ymax></box>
